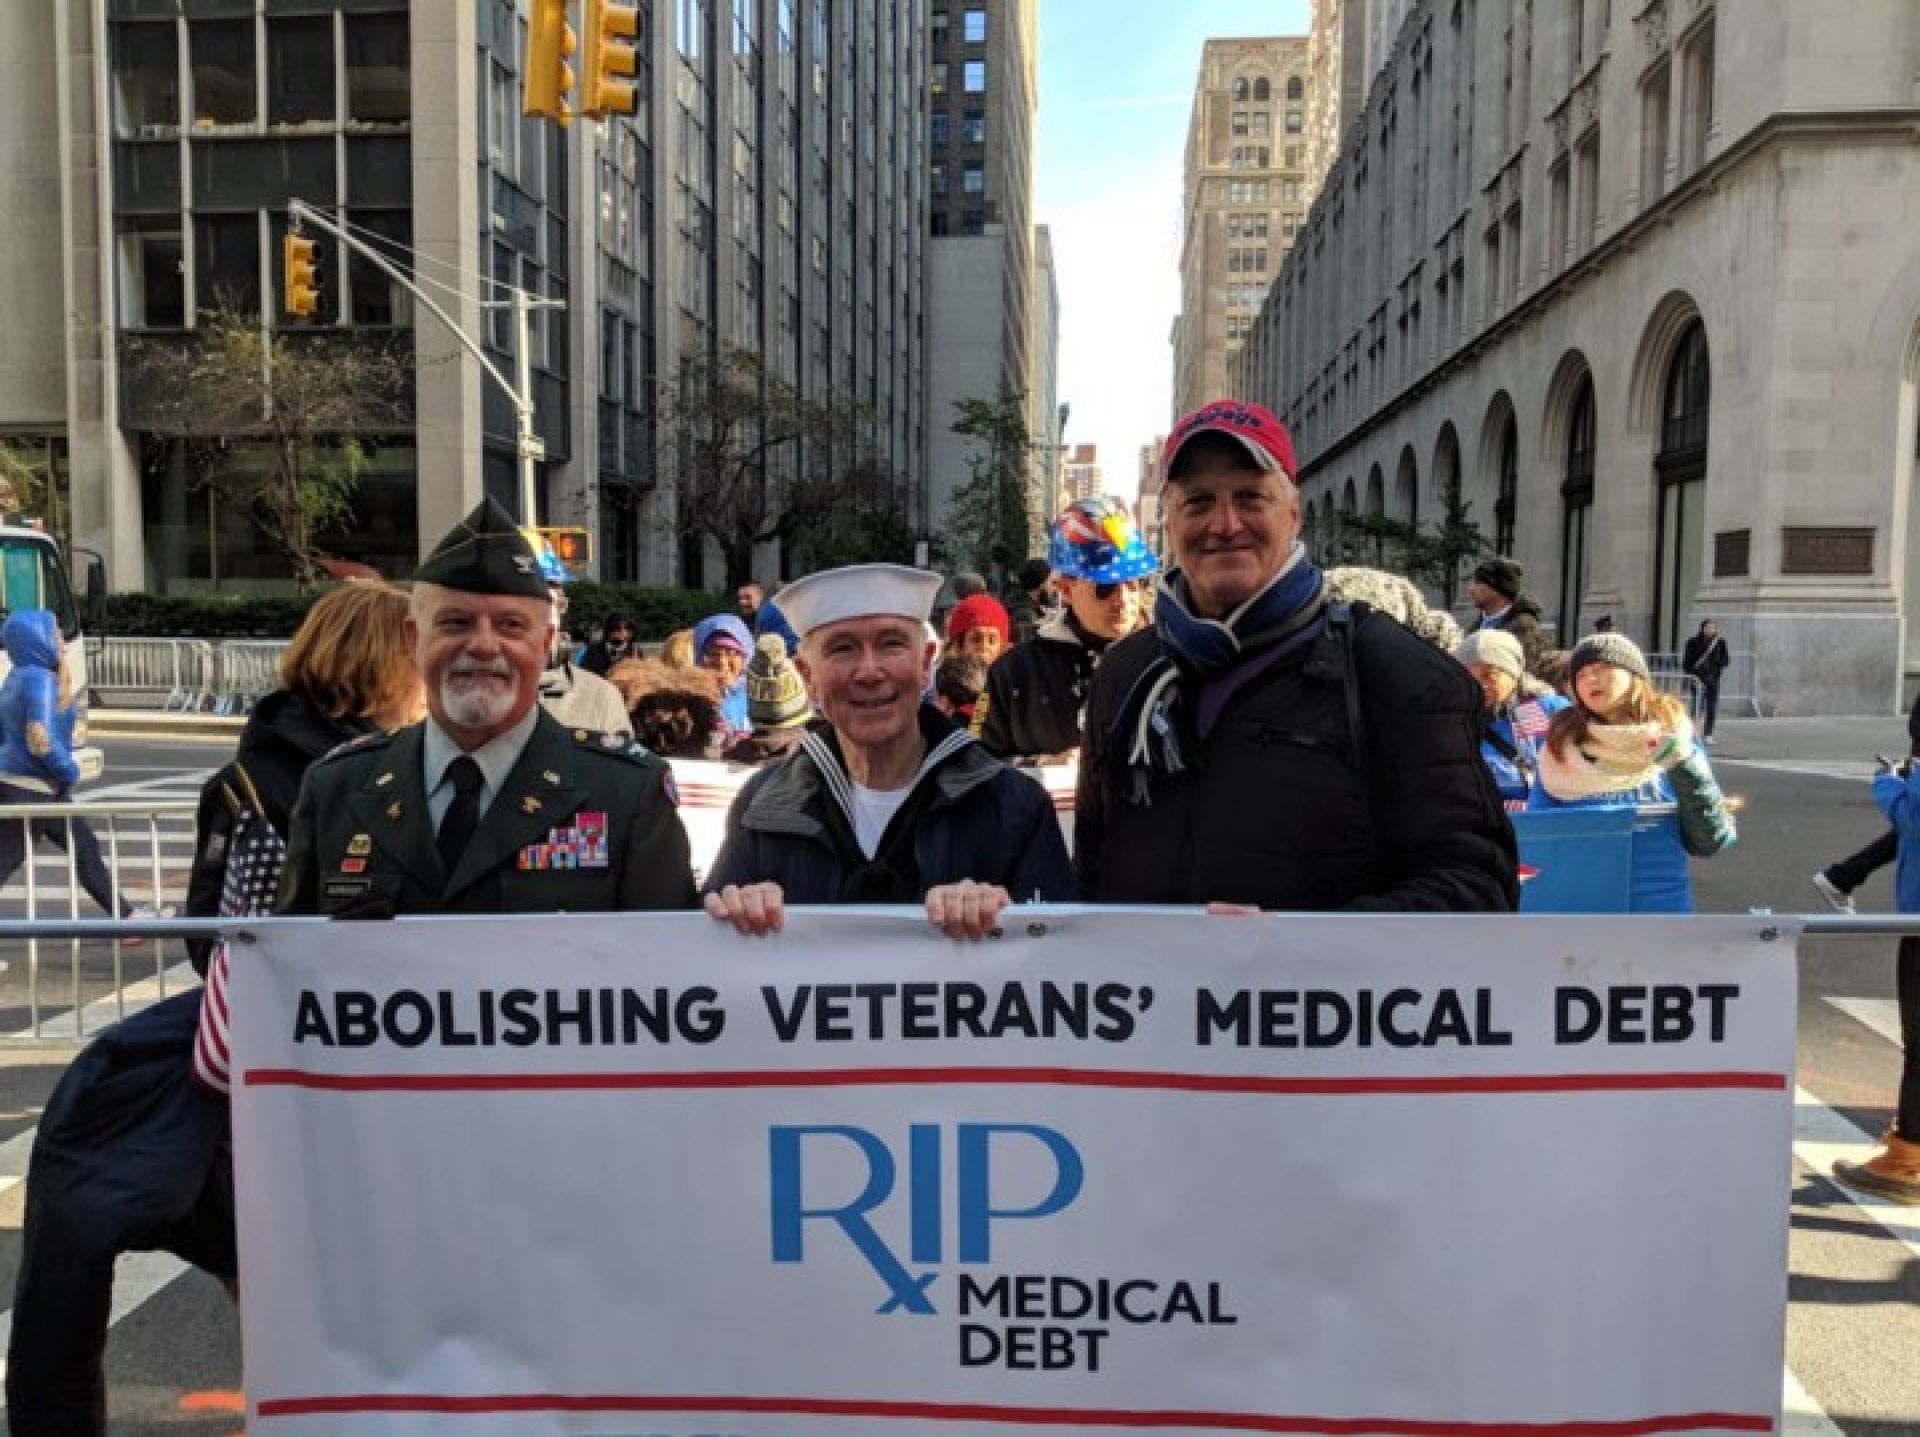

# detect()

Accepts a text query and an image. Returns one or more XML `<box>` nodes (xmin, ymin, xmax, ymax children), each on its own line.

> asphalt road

<box><xmin>0</xmin><ymin>721</ymin><xmax>1916</xmax><ymax>1434</ymax></box>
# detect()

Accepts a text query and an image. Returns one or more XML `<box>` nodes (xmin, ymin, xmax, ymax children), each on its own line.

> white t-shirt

<box><xmin>848</xmin><ymin>781</ymin><xmax>913</xmax><ymax>859</ymax></box>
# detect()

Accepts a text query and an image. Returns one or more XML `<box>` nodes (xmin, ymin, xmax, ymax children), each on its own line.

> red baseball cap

<box><xmin>1163</xmin><ymin>399</ymin><xmax>1297</xmax><ymax>484</ymax></box>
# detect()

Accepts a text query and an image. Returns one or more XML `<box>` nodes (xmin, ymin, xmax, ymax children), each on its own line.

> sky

<box><xmin>1034</xmin><ymin>0</ymin><xmax>1313</xmax><ymax>499</ymax></box>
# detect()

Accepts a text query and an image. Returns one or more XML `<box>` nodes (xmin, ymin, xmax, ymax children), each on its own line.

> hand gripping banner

<box><xmin>229</xmin><ymin>910</ymin><xmax>1797</xmax><ymax>1436</ymax></box>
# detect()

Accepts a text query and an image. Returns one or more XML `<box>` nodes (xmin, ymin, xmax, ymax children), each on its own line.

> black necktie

<box><xmin>436</xmin><ymin>756</ymin><xmax>484</xmax><ymax>877</ymax></box>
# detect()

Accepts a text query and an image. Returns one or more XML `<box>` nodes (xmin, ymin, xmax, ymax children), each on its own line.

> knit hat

<box><xmin>1453</xmin><ymin>628</ymin><xmax>1527</xmax><ymax>680</ymax></box>
<box><xmin>692</xmin><ymin>613</ymin><xmax>752</xmax><ymax>659</ymax></box>
<box><xmin>1567</xmin><ymin>632</ymin><xmax>1651</xmax><ymax>686</ymax></box>
<box><xmin>1472</xmin><ymin>557</ymin><xmax>1524</xmax><ymax>601</ymax></box>
<box><xmin>745</xmin><ymin>633</ymin><xmax>810</xmax><ymax>730</ymax></box>
<box><xmin>1015</xmin><ymin>558</ymin><xmax>1053</xmax><ymax>592</ymax></box>
<box><xmin>946</xmin><ymin>594</ymin><xmax>1010</xmax><ymax>644</ymax></box>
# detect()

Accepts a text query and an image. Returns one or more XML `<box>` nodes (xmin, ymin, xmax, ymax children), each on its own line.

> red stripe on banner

<box><xmin>243</xmin><ymin>1066</ymin><xmax>1786</xmax><ymax>1095</ymax></box>
<box><xmin>253</xmin><ymin>1392</ymin><xmax>1774</xmax><ymax>1433</ymax></box>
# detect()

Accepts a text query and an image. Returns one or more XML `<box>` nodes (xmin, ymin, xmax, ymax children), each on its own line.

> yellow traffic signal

<box><xmin>538</xmin><ymin>527</ymin><xmax>593</xmax><ymax>570</ymax></box>
<box><xmin>524</xmin><ymin>0</ymin><xmax>577</xmax><ymax>124</ymax></box>
<box><xmin>581</xmin><ymin>0</ymin><xmax>640</xmax><ymax>118</ymax></box>
<box><xmin>283</xmin><ymin>232</ymin><xmax>320</xmax><ymax>318</ymax></box>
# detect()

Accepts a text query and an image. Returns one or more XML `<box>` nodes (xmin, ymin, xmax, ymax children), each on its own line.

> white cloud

<box><xmin>1046</xmin><ymin>163</ymin><xmax>1185</xmax><ymax>502</ymax></box>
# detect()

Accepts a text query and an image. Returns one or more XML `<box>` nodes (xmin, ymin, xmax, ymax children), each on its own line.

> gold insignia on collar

<box><xmin>544</xmin><ymin>770</ymin><xmax>562</xmax><ymax>786</ymax></box>
<box><xmin>375</xmin><ymin>771</ymin><xmax>395</xmax><ymax>788</ymax></box>
<box><xmin>347</xmin><ymin>833</ymin><xmax>373</xmax><ymax>856</ymax></box>
<box><xmin>573</xmin><ymin>729</ymin><xmax>589</xmax><ymax>742</ymax></box>
<box><xmin>385</xmin><ymin>800</ymin><xmax>404</xmax><ymax>822</ymax></box>
<box><xmin>521</xmin><ymin>795</ymin><xmax>543</xmax><ymax>814</ymax></box>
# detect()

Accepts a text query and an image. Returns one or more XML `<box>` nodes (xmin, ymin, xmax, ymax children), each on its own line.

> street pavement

<box><xmin>0</xmin><ymin>722</ymin><xmax>1917</xmax><ymax>1433</ymax></box>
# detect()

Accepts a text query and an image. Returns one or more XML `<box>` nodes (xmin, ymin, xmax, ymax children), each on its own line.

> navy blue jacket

<box><xmin>705</xmin><ymin>710</ymin><xmax>1075</xmax><ymax>904</ymax></box>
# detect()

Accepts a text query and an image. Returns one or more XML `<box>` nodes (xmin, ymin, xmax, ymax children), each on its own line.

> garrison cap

<box><xmin>414</xmin><ymin>496</ymin><xmax>549</xmax><ymax>599</ymax></box>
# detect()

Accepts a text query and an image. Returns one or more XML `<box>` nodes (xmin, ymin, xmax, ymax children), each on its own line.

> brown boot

<box><xmin>1833</xmin><ymin>1129</ymin><xmax>1920</xmax><ymax>1205</ymax></box>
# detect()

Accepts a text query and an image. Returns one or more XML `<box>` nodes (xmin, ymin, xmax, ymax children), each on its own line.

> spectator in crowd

<box><xmin>536</xmin><ymin>572</ymin><xmax>631</xmax><ymax>739</ymax></box>
<box><xmin>1467</xmin><ymin>556</ymin><xmax>1550</xmax><ymax>675</ymax></box>
<box><xmin>1829</xmin><ymin>753</ymin><xmax>1920</xmax><ymax>1203</ymax></box>
<box><xmin>1592</xmin><ymin>614</ymin><xmax>1617</xmax><ymax>634</ymax></box>
<box><xmin>738</xmin><ymin>582</ymin><xmax>764</xmax><ymax>627</ymax></box>
<box><xmin>0</xmin><ymin>611</ymin><xmax>152</xmax><ymax>924</ymax></box>
<box><xmin>704</xmin><ymin>563</ymin><xmax>1073</xmax><ymax>940</ymax></box>
<box><xmin>693</xmin><ymin>614</ymin><xmax>754</xmax><ymax>735</ymax></box>
<box><xmin>933</xmin><ymin>653</ymin><xmax>989</xmax><ymax>726</ymax></box>
<box><xmin>1454</xmin><ymin>628</ymin><xmax>1568</xmax><ymax>807</ymax></box>
<box><xmin>754</xmin><ymin>594</ymin><xmax>802</xmax><ymax>653</ymax></box>
<box><xmin>658</xmin><ymin>627</ymin><xmax>695</xmax><ymax>669</ymax></box>
<box><xmin>1005</xmin><ymin>557</ymin><xmax>1055</xmax><ymax>646</ymax></box>
<box><xmin>946</xmin><ymin>593</ymin><xmax>1011</xmax><ymax>669</ymax></box>
<box><xmin>276</xmin><ymin>495</ymin><xmax>697</xmax><ymax>918</ymax></box>
<box><xmin>1682</xmin><ymin>618</ymin><xmax>1731</xmax><ymax>745</ymax></box>
<box><xmin>1812</xmin><ymin>691</ymin><xmax>1920</xmax><ymax>914</ymax></box>
<box><xmin>607</xmin><ymin>658</ymin><xmax>726</xmax><ymax>760</ymax></box>
<box><xmin>722</xmin><ymin>635</ymin><xmax>813</xmax><ymax>765</ymax></box>
<box><xmin>952</xmin><ymin>571</ymin><xmax>988</xmax><ymax>601</ymax></box>
<box><xmin>580</xmin><ymin>611</ymin><xmax>638</xmax><ymax>676</ymax></box>
<box><xmin>1076</xmin><ymin>399</ymin><xmax>1517</xmax><ymax>912</ymax></box>
<box><xmin>6</xmin><ymin>581</ymin><xmax>425</xmax><ymax>1437</ymax></box>
<box><xmin>1324</xmin><ymin>565</ymin><xmax>1464</xmax><ymax>652</ymax></box>
<box><xmin>1528</xmin><ymin>632</ymin><xmax>1735</xmax><ymax>913</ymax></box>
<box><xmin>974</xmin><ymin>497</ymin><xmax>1157</xmax><ymax>763</ymax></box>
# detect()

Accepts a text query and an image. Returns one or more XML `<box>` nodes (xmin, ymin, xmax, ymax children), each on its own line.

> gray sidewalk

<box><xmin>1705</xmin><ymin>715</ymin><xmax>1909</xmax><ymax>764</ymax></box>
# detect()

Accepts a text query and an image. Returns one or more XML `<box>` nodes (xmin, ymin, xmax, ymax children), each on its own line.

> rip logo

<box><xmin>768</xmin><ymin>1123</ymin><xmax>1084</xmax><ymax>1316</ymax></box>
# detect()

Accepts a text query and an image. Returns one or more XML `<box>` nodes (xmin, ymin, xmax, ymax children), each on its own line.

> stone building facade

<box><xmin>1172</xmin><ymin>36</ymin><xmax>1316</xmax><ymax>419</ymax></box>
<box><xmin>1237</xmin><ymin>0</ymin><xmax>1920</xmax><ymax>715</ymax></box>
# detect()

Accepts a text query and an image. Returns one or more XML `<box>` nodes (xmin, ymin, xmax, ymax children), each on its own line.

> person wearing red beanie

<box><xmin>945</xmin><ymin>594</ymin><xmax>1010</xmax><ymax>666</ymax></box>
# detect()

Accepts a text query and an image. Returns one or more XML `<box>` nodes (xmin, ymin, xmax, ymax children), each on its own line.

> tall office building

<box><xmin>0</xmin><ymin>0</ymin><xmax>925</xmax><ymax>593</ymax></box>
<box><xmin>1240</xmin><ymin>0</ymin><xmax>1920</xmax><ymax>715</ymax></box>
<box><xmin>925</xmin><ymin>0</ymin><xmax>1037</xmax><ymax>530</ymax></box>
<box><xmin>1304</xmin><ymin>0</ymin><xmax>1406</xmax><ymax>190</ymax></box>
<box><xmin>1171</xmin><ymin>36</ymin><xmax>1316</xmax><ymax>421</ymax></box>
<box><xmin>1027</xmin><ymin>221</ymin><xmax>1062</xmax><ymax>548</ymax></box>
<box><xmin>1062</xmin><ymin>442</ymin><xmax>1101</xmax><ymax>505</ymax></box>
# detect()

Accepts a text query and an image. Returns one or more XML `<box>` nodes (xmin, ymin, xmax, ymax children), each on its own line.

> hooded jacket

<box><xmin>580</xmin><ymin>611</ymin><xmax>639</xmax><ymax>676</ymax></box>
<box><xmin>705</xmin><ymin>708</ymin><xmax>1074</xmax><ymax>904</ymax></box>
<box><xmin>0</xmin><ymin>610</ymin><xmax>79</xmax><ymax>795</ymax></box>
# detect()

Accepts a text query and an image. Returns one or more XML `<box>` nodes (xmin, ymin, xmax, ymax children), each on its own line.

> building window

<box><xmin>345</xmin><ymin>13</ymin><xmax>410</xmax><ymax>125</ymax></box>
<box><xmin>194</xmin><ymin>213</ymin><xmax>262</xmax><ymax>319</ymax></box>
<box><xmin>1574</xmin><ymin>130</ymin><xmax>1600</xmax><ymax>253</ymax></box>
<box><xmin>1252</xmin><ymin>77</ymin><xmax>1270</xmax><ymax>101</ymax></box>
<box><xmin>1495</xmin><ymin>417</ymin><xmax>1518</xmax><ymax>554</ymax></box>
<box><xmin>1251</xmin><ymin>112</ymin><xmax>1270</xmax><ymax>137</ymax></box>
<box><xmin>115</xmin><ymin>23</ymin><xmax>180</xmax><ymax>133</ymax></box>
<box><xmin>1640</xmin><ymin>61</ymin><xmax>1671</xmax><ymax>205</ymax></box>
<box><xmin>1560</xmin><ymin>374</ymin><xmax>1597</xmax><ymax>639</ymax></box>
<box><xmin>931</xmin><ymin>9</ymin><xmax>949</xmax><ymax>43</ymax></box>
<box><xmin>1233</xmin><ymin>78</ymin><xmax>1249</xmax><ymax>101</ymax></box>
<box><xmin>117</xmin><ymin>219</ymin><xmax>185</xmax><ymax>329</ymax></box>
<box><xmin>932</xmin><ymin>62</ymin><xmax>947</xmax><ymax>94</ymax></box>
<box><xmin>1548</xmin><ymin>156</ymin><xmax>1570</xmax><ymax>271</ymax></box>
<box><xmin>1287</xmin><ymin>75</ymin><xmax>1304</xmax><ymax>101</ymax></box>
<box><xmin>1284</xmin><ymin>144</ymin><xmax>1302</xmax><ymax>169</ymax></box>
<box><xmin>962</xmin><ymin>110</ymin><xmax>985</xmax><ymax>143</ymax></box>
<box><xmin>267</xmin><ymin>16</ymin><xmax>335</xmax><ymax>127</ymax></box>
<box><xmin>931</xmin><ymin>165</ymin><xmax>947</xmax><ymax>197</ymax></box>
<box><xmin>1568</xmin><ymin>0</ymin><xmax>1586</xmax><ymax>76</ymax></box>
<box><xmin>1232</xmin><ymin>111</ymin><xmax>1249</xmax><ymax>136</ymax></box>
<box><xmin>963</xmin><ymin>10</ymin><xmax>986</xmax><ymax>43</ymax></box>
<box><xmin>190</xmin><ymin>19</ymin><xmax>256</xmax><ymax>127</ymax></box>
<box><xmin>931</xmin><ymin>111</ymin><xmax>949</xmax><ymax>145</ymax></box>
<box><xmin>1285</xmin><ymin>109</ymin><xmax>1303</xmax><ymax>133</ymax></box>
<box><xmin>1678</xmin><ymin>17</ymin><xmax>1714</xmax><ymax>177</ymax></box>
<box><xmin>962</xmin><ymin>163</ymin><xmax>983</xmax><ymax>194</ymax></box>
<box><xmin>963</xmin><ymin>59</ymin><xmax>986</xmax><ymax>92</ymax></box>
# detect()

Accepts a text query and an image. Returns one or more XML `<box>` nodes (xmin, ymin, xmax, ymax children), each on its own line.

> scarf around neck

<box><xmin>1123</xmin><ymin>544</ymin><xmax>1325</xmax><ymax>799</ymax></box>
<box><xmin>1535</xmin><ymin>715</ymin><xmax>1692</xmax><ymax>801</ymax></box>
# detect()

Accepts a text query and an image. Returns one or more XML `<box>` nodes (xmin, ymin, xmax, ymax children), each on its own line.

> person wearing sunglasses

<box><xmin>972</xmin><ymin>496</ymin><xmax>1159</xmax><ymax>763</ymax></box>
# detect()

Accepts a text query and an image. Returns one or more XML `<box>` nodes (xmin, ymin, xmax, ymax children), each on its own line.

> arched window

<box><xmin>1494</xmin><ymin>415</ymin><xmax>1518</xmax><ymax>556</ymax></box>
<box><xmin>1654</xmin><ymin>319</ymin><xmax>1711</xmax><ymax>650</ymax></box>
<box><xmin>1233</xmin><ymin>78</ymin><xmax>1249</xmax><ymax>101</ymax></box>
<box><xmin>1252</xmin><ymin>76</ymin><xmax>1270</xmax><ymax>101</ymax></box>
<box><xmin>1286</xmin><ymin>76</ymin><xmax>1304</xmax><ymax>101</ymax></box>
<box><xmin>1559</xmin><ymin>375</ymin><xmax>1597</xmax><ymax>641</ymax></box>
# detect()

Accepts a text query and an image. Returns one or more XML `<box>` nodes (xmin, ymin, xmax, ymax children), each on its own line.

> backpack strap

<box><xmin>1325</xmin><ymin>602</ymin><xmax>1389</xmax><ymax>879</ymax></box>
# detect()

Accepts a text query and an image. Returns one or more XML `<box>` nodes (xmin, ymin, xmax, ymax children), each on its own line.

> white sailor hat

<box><xmin>773</xmin><ymin>563</ymin><xmax>943</xmax><ymax>639</ymax></box>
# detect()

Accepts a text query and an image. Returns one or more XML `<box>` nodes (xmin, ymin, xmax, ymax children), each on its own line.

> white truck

<box><xmin>0</xmin><ymin>521</ymin><xmax>107</xmax><ymax>781</ymax></box>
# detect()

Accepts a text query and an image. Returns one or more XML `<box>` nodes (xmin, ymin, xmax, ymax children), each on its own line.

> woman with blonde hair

<box><xmin>1526</xmin><ymin>632</ymin><xmax>1735</xmax><ymax>913</ymax></box>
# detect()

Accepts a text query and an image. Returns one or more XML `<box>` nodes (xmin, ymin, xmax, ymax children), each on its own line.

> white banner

<box><xmin>231</xmin><ymin>911</ymin><xmax>1796</xmax><ymax>1437</ymax></box>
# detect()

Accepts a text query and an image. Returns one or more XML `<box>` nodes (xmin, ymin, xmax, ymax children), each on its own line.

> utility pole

<box><xmin>286</xmin><ymin>199</ymin><xmax>564</xmax><ymax>528</ymax></box>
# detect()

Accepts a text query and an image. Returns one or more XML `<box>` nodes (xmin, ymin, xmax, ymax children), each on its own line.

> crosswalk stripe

<box><xmin>1782</xmin><ymin>1367</ymin><xmax>1847</xmax><ymax>1436</ymax></box>
<box><xmin>1793</xmin><ymin>1083</ymin><xmax>1920</xmax><ymax>1254</ymax></box>
<box><xmin>1827</xmin><ymin>996</ymin><xmax>1901</xmax><ymax>1047</ymax></box>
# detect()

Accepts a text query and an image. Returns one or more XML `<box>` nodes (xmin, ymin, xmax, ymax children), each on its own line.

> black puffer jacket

<box><xmin>973</xmin><ymin>613</ymin><xmax>1108</xmax><ymax>760</ymax></box>
<box><xmin>184</xmin><ymin>690</ymin><xmax>374</xmax><ymax>970</ymax></box>
<box><xmin>1075</xmin><ymin>608</ymin><xmax>1517</xmax><ymax>912</ymax></box>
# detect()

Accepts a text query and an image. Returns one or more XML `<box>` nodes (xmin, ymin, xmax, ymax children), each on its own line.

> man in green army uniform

<box><xmin>278</xmin><ymin>496</ymin><xmax>697</xmax><ymax>916</ymax></box>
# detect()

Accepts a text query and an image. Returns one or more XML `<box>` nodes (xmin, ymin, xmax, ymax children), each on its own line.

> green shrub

<box><xmin>564</xmin><ymin>583</ymin><xmax>732</xmax><ymax>642</ymax></box>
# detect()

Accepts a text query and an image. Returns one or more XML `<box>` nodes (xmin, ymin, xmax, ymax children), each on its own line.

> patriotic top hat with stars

<box><xmin>1047</xmin><ymin>496</ymin><xmax>1160</xmax><ymax>584</ymax></box>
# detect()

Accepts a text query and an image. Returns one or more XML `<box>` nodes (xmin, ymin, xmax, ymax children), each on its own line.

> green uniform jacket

<box><xmin>275</xmin><ymin>710</ymin><xmax>698</xmax><ymax>917</ymax></box>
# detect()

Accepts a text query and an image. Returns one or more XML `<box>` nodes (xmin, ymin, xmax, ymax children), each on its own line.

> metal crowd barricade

<box><xmin>1646</xmin><ymin>649</ymin><xmax>1763</xmax><ymax>719</ymax></box>
<box><xmin>0</xmin><ymin>798</ymin><xmax>201</xmax><ymax>1042</ymax></box>
<box><xmin>89</xmin><ymin>638</ymin><xmax>216</xmax><ymax>711</ymax></box>
<box><xmin>213</xmin><ymin>639</ymin><xmax>288</xmax><ymax>715</ymax></box>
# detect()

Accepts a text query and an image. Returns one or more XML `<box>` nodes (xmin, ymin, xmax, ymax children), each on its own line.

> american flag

<box><xmin>193</xmin><ymin>802</ymin><xmax>288</xmax><ymax>1096</ymax></box>
<box><xmin>1512</xmin><ymin>700</ymin><xmax>1554</xmax><ymax>740</ymax></box>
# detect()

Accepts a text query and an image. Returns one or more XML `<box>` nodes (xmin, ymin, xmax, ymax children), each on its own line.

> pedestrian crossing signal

<box><xmin>283</xmin><ymin>233</ymin><xmax>320</xmax><ymax>319</ymax></box>
<box><xmin>538</xmin><ymin>527</ymin><xmax>593</xmax><ymax>571</ymax></box>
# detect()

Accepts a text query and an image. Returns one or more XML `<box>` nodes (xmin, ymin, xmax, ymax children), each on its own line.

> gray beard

<box><xmin>440</xmin><ymin>677</ymin><xmax>517</xmax><ymax>731</ymax></box>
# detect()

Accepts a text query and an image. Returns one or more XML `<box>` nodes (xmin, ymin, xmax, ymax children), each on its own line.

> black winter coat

<box><xmin>1075</xmin><ymin>608</ymin><xmax>1518</xmax><ymax>912</ymax></box>
<box><xmin>973</xmin><ymin>615</ymin><xmax>1107</xmax><ymax>760</ymax></box>
<box><xmin>706</xmin><ymin>711</ymin><xmax>1075</xmax><ymax>904</ymax></box>
<box><xmin>184</xmin><ymin>690</ymin><xmax>373</xmax><ymax>972</ymax></box>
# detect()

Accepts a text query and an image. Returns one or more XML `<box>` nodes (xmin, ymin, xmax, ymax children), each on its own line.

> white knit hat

<box><xmin>1453</xmin><ymin>628</ymin><xmax>1527</xmax><ymax>680</ymax></box>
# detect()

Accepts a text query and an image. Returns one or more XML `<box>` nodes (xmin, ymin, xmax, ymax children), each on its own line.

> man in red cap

<box><xmin>1074</xmin><ymin>400</ymin><xmax>1516</xmax><ymax>912</ymax></box>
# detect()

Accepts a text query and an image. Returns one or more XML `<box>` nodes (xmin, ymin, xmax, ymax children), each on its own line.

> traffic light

<box><xmin>581</xmin><ymin>0</ymin><xmax>641</xmax><ymax>118</ymax></box>
<box><xmin>283</xmin><ymin>232</ymin><xmax>320</xmax><ymax>318</ymax></box>
<box><xmin>524</xmin><ymin>0</ymin><xmax>577</xmax><ymax>124</ymax></box>
<box><xmin>537</xmin><ymin>527</ymin><xmax>593</xmax><ymax>570</ymax></box>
